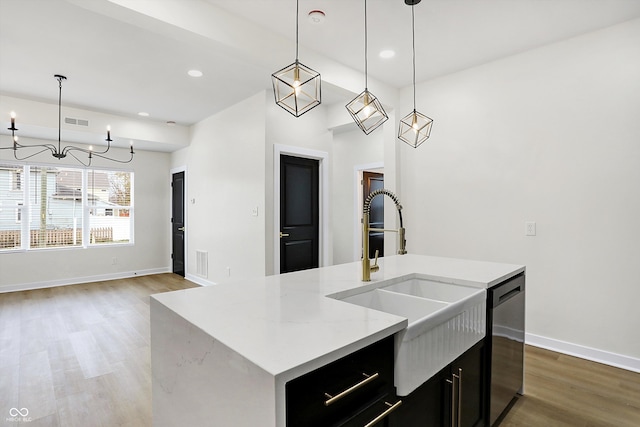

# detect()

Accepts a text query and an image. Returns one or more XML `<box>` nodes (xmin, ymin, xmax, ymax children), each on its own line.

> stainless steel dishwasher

<box><xmin>487</xmin><ymin>273</ymin><xmax>525</xmax><ymax>426</ymax></box>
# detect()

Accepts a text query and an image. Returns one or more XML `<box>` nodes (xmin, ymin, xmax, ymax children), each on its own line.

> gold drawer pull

<box><xmin>364</xmin><ymin>400</ymin><xmax>403</xmax><ymax>427</ymax></box>
<box><xmin>324</xmin><ymin>372</ymin><xmax>379</xmax><ymax>406</ymax></box>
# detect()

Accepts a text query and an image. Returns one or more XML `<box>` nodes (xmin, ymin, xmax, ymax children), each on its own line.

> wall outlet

<box><xmin>112</xmin><ymin>257</ymin><xmax>118</xmax><ymax>265</ymax></box>
<box><xmin>251</xmin><ymin>206</ymin><xmax>259</xmax><ymax>217</ymax></box>
<box><xmin>226</xmin><ymin>267</ymin><xmax>231</xmax><ymax>277</ymax></box>
<box><xmin>525</xmin><ymin>221</ymin><xmax>536</xmax><ymax>236</ymax></box>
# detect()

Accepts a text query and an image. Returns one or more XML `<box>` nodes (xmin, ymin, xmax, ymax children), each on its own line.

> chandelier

<box><xmin>3</xmin><ymin>74</ymin><xmax>134</xmax><ymax>166</ymax></box>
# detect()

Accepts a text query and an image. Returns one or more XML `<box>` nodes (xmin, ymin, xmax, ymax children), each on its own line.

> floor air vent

<box><xmin>196</xmin><ymin>250</ymin><xmax>208</xmax><ymax>278</ymax></box>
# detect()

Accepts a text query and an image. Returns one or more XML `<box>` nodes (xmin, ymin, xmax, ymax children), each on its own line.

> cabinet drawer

<box><xmin>286</xmin><ymin>336</ymin><xmax>394</xmax><ymax>427</ymax></box>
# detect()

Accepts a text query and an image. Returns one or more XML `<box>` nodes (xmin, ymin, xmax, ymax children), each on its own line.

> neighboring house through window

<box><xmin>0</xmin><ymin>162</ymin><xmax>133</xmax><ymax>251</ymax></box>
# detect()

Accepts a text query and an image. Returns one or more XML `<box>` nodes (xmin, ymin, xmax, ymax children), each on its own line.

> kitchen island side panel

<box><xmin>151</xmin><ymin>298</ymin><xmax>276</xmax><ymax>426</ymax></box>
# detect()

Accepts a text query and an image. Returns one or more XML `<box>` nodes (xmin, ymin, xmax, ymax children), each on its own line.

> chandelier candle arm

<box><xmin>346</xmin><ymin>0</ymin><xmax>388</xmax><ymax>134</ymax></box>
<box><xmin>3</xmin><ymin>74</ymin><xmax>134</xmax><ymax>166</ymax></box>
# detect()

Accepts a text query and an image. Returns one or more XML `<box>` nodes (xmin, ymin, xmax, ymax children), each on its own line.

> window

<box><xmin>12</xmin><ymin>170</ymin><xmax>22</xmax><ymax>190</ymax></box>
<box><xmin>88</xmin><ymin>170</ymin><xmax>133</xmax><ymax>245</ymax></box>
<box><xmin>0</xmin><ymin>162</ymin><xmax>134</xmax><ymax>251</ymax></box>
<box><xmin>0</xmin><ymin>163</ymin><xmax>24</xmax><ymax>250</ymax></box>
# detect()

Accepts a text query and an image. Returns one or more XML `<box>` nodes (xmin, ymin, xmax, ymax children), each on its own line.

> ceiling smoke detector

<box><xmin>307</xmin><ymin>10</ymin><xmax>325</xmax><ymax>24</ymax></box>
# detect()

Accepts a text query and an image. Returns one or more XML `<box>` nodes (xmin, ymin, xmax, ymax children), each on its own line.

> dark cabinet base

<box><xmin>389</xmin><ymin>339</ymin><xmax>486</xmax><ymax>427</ymax></box>
<box><xmin>286</xmin><ymin>336</ymin><xmax>396</xmax><ymax>427</ymax></box>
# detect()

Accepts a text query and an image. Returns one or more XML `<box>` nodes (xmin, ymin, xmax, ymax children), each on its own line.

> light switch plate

<box><xmin>525</xmin><ymin>221</ymin><xmax>536</xmax><ymax>236</ymax></box>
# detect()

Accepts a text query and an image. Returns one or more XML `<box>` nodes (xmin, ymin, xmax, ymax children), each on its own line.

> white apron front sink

<box><xmin>335</xmin><ymin>276</ymin><xmax>486</xmax><ymax>396</ymax></box>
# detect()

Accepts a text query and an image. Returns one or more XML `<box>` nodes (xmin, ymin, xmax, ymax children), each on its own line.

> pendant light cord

<box><xmin>364</xmin><ymin>0</ymin><xmax>368</xmax><ymax>89</ymax></box>
<box><xmin>295</xmin><ymin>0</ymin><xmax>299</xmax><ymax>61</ymax></box>
<box><xmin>411</xmin><ymin>4</ymin><xmax>417</xmax><ymax>111</ymax></box>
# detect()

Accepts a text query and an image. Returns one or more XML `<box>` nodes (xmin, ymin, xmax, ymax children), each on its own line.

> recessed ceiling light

<box><xmin>188</xmin><ymin>69</ymin><xmax>203</xmax><ymax>77</ymax></box>
<box><xmin>138</xmin><ymin>112</ymin><xmax>149</xmax><ymax>117</ymax></box>
<box><xmin>379</xmin><ymin>50</ymin><xmax>395</xmax><ymax>59</ymax></box>
<box><xmin>308</xmin><ymin>10</ymin><xmax>325</xmax><ymax>24</ymax></box>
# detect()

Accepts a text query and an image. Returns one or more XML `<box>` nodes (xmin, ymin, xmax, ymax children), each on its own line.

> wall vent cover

<box><xmin>196</xmin><ymin>250</ymin><xmax>208</xmax><ymax>278</ymax></box>
<box><xmin>64</xmin><ymin>117</ymin><xmax>89</xmax><ymax>126</ymax></box>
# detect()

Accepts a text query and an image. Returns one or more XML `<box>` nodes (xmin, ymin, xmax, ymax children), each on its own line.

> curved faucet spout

<box><xmin>362</xmin><ymin>189</ymin><xmax>407</xmax><ymax>281</ymax></box>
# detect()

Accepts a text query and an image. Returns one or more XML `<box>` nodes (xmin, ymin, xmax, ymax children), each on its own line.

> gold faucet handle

<box><xmin>371</xmin><ymin>249</ymin><xmax>380</xmax><ymax>273</ymax></box>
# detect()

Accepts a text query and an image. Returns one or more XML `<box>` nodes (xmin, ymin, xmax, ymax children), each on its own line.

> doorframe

<box><xmin>353</xmin><ymin>162</ymin><xmax>384</xmax><ymax>261</ymax></box>
<box><xmin>170</xmin><ymin>165</ymin><xmax>187</xmax><ymax>276</ymax></box>
<box><xmin>274</xmin><ymin>144</ymin><xmax>329</xmax><ymax>275</ymax></box>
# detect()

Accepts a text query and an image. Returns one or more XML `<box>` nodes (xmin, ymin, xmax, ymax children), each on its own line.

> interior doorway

<box><xmin>279</xmin><ymin>155</ymin><xmax>320</xmax><ymax>273</ymax></box>
<box><xmin>273</xmin><ymin>145</ymin><xmax>329</xmax><ymax>275</ymax></box>
<box><xmin>363</xmin><ymin>171</ymin><xmax>384</xmax><ymax>259</ymax></box>
<box><xmin>171</xmin><ymin>170</ymin><xmax>185</xmax><ymax>277</ymax></box>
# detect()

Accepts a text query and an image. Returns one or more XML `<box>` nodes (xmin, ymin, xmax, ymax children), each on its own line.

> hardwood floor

<box><xmin>1</xmin><ymin>275</ymin><xmax>639</xmax><ymax>426</ymax></box>
<box><xmin>500</xmin><ymin>346</ymin><xmax>640</xmax><ymax>427</ymax></box>
<box><xmin>0</xmin><ymin>274</ymin><xmax>196</xmax><ymax>427</ymax></box>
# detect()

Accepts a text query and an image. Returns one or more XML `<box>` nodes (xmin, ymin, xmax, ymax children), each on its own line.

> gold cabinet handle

<box><xmin>324</xmin><ymin>372</ymin><xmax>379</xmax><ymax>406</ymax></box>
<box><xmin>364</xmin><ymin>400</ymin><xmax>403</xmax><ymax>427</ymax></box>
<box><xmin>456</xmin><ymin>368</ymin><xmax>462</xmax><ymax>427</ymax></box>
<box><xmin>178</xmin><ymin>227</ymin><xmax>185</xmax><ymax>231</ymax></box>
<box><xmin>279</xmin><ymin>232</ymin><xmax>290</xmax><ymax>238</ymax></box>
<box><xmin>447</xmin><ymin>368</ymin><xmax>463</xmax><ymax>427</ymax></box>
<box><xmin>447</xmin><ymin>377</ymin><xmax>455</xmax><ymax>427</ymax></box>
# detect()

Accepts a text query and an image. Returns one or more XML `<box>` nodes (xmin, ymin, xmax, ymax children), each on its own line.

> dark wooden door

<box><xmin>171</xmin><ymin>171</ymin><xmax>185</xmax><ymax>277</ymax></box>
<box><xmin>363</xmin><ymin>171</ymin><xmax>384</xmax><ymax>259</ymax></box>
<box><xmin>280</xmin><ymin>155</ymin><xmax>319</xmax><ymax>273</ymax></box>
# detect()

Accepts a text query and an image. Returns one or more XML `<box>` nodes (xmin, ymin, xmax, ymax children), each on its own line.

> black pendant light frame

<box><xmin>346</xmin><ymin>0</ymin><xmax>389</xmax><ymax>134</ymax></box>
<box><xmin>271</xmin><ymin>0</ymin><xmax>322</xmax><ymax>117</ymax></box>
<box><xmin>398</xmin><ymin>0</ymin><xmax>434</xmax><ymax>148</ymax></box>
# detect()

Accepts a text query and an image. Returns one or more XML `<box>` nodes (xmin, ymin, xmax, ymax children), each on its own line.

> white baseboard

<box><xmin>526</xmin><ymin>332</ymin><xmax>640</xmax><ymax>373</ymax></box>
<box><xmin>0</xmin><ymin>267</ymin><xmax>172</xmax><ymax>293</ymax></box>
<box><xmin>184</xmin><ymin>273</ymin><xmax>217</xmax><ymax>287</ymax></box>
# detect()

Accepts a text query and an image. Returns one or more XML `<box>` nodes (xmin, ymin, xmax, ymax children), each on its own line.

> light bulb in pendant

<box><xmin>292</xmin><ymin>66</ymin><xmax>302</xmax><ymax>96</ymax></box>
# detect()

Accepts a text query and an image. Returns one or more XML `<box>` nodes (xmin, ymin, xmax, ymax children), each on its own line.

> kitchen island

<box><xmin>150</xmin><ymin>254</ymin><xmax>524</xmax><ymax>426</ymax></box>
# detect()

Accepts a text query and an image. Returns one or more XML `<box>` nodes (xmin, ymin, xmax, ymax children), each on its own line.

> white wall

<box><xmin>400</xmin><ymin>19</ymin><xmax>640</xmax><ymax>360</ymax></box>
<box><xmin>175</xmin><ymin>90</ymin><xmax>388</xmax><ymax>281</ymax></box>
<box><xmin>264</xmin><ymin>94</ymin><xmax>335</xmax><ymax>275</ymax></box>
<box><xmin>0</xmin><ymin>139</ymin><xmax>172</xmax><ymax>291</ymax></box>
<box><xmin>175</xmin><ymin>92</ymin><xmax>267</xmax><ymax>285</ymax></box>
<box><xmin>331</xmin><ymin>127</ymin><xmax>384</xmax><ymax>265</ymax></box>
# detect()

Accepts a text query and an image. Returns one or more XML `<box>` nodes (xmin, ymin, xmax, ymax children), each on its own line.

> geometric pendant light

<box><xmin>271</xmin><ymin>0</ymin><xmax>322</xmax><ymax>117</ymax></box>
<box><xmin>346</xmin><ymin>0</ymin><xmax>388</xmax><ymax>134</ymax></box>
<box><xmin>398</xmin><ymin>0</ymin><xmax>433</xmax><ymax>148</ymax></box>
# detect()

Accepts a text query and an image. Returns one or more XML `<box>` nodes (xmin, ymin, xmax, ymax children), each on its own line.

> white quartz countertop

<box><xmin>151</xmin><ymin>254</ymin><xmax>524</xmax><ymax>381</ymax></box>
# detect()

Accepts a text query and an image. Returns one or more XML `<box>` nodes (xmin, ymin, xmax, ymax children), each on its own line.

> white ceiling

<box><xmin>1</xmin><ymin>0</ymin><xmax>639</xmax><ymax>130</ymax></box>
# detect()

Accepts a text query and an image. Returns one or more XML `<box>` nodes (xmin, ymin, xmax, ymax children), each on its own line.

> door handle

<box><xmin>178</xmin><ymin>227</ymin><xmax>185</xmax><ymax>231</ymax></box>
<box><xmin>279</xmin><ymin>232</ymin><xmax>290</xmax><ymax>238</ymax></box>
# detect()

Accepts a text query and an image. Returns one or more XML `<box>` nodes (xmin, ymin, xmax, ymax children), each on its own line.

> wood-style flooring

<box><xmin>500</xmin><ymin>346</ymin><xmax>640</xmax><ymax>427</ymax></box>
<box><xmin>0</xmin><ymin>274</ymin><xmax>196</xmax><ymax>426</ymax></box>
<box><xmin>1</xmin><ymin>274</ymin><xmax>638</xmax><ymax>426</ymax></box>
